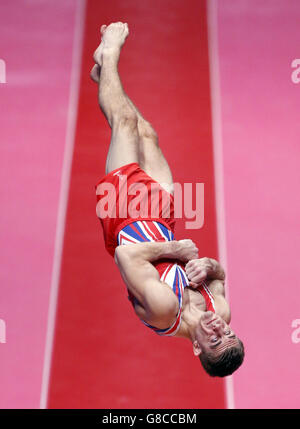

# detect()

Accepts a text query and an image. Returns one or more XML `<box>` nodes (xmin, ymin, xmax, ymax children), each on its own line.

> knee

<box><xmin>113</xmin><ymin>112</ymin><xmax>138</xmax><ymax>133</ymax></box>
<box><xmin>139</xmin><ymin>121</ymin><xmax>158</xmax><ymax>145</ymax></box>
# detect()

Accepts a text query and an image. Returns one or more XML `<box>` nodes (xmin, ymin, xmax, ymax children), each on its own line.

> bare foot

<box><xmin>93</xmin><ymin>22</ymin><xmax>129</xmax><ymax>66</ymax></box>
<box><xmin>90</xmin><ymin>25</ymin><xmax>105</xmax><ymax>82</ymax></box>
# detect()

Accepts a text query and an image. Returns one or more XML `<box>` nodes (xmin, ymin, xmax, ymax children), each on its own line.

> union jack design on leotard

<box><xmin>117</xmin><ymin>220</ymin><xmax>174</xmax><ymax>245</ymax></box>
<box><xmin>117</xmin><ymin>220</ymin><xmax>215</xmax><ymax>336</ymax></box>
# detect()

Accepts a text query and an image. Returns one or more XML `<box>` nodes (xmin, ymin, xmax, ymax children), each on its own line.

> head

<box><xmin>192</xmin><ymin>311</ymin><xmax>244</xmax><ymax>377</ymax></box>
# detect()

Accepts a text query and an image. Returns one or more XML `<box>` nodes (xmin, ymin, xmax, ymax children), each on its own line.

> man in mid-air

<box><xmin>91</xmin><ymin>22</ymin><xmax>244</xmax><ymax>377</ymax></box>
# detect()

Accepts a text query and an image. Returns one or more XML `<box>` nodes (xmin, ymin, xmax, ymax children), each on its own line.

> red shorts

<box><xmin>95</xmin><ymin>163</ymin><xmax>176</xmax><ymax>256</ymax></box>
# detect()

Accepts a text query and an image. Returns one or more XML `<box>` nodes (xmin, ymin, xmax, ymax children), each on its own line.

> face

<box><xmin>193</xmin><ymin>311</ymin><xmax>239</xmax><ymax>357</ymax></box>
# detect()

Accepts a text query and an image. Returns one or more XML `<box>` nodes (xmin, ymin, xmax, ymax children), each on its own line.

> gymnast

<box><xmin>91</xmin><ymin>22</ymin><xmax>244</xmax><ymax>377</ymax></box>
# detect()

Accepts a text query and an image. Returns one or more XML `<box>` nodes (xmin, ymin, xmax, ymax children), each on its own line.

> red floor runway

<box><xmin>47</xmin><ymin>0</ymin><xmax>224</xmax><ymax>408</ymax></box>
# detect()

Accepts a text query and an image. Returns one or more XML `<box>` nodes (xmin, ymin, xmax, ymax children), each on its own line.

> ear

<box><xmin>193</xmin><ymin>340</ymin><xmax>202</xmax><ymax>356</ymax></box>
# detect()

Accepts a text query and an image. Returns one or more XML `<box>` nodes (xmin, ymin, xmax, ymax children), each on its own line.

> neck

<box><xmin>181</xmin><ymin>303</ymin><xmax>205</xmax><ymax>341</ymax></box>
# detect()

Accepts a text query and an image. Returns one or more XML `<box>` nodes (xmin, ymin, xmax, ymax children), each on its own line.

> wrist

<box><xmin>169</xmin><ymin>240</ymin><xmax>182</xmax><ymax>260</ymax></box>
<box><xmin>155</xmin><ymin>240</ymin><xmax>179</xmax><ymax>259</ymax></box>
<box><xmin>169</xmin><ymin>240</ymin><xmax>180</xmax><ymax>257</ymax></box>
<box><xmin>124</xmin><ymin>241</ymin><xmax>179</xmax><ymax>262</ymax></box>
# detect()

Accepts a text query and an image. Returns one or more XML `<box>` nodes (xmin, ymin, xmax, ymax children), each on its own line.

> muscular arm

<box><xmin>209</xmin><ymin>279</ymin><xmax>231</xmax><ymax>324</ymax></box>
<box><xmin>185</xmin><ymin>257</ymin><xmax>225</xmax><ymax>288</ymax></box>
<box><xmin>185</xmin><ymin>257</ymin><xmax>231</xmax><ymax>323</ymax></box>
<box><xmin>114</xmin><ymin>240</ymin><xmax>198</xmax><ymax>326</ymax></box>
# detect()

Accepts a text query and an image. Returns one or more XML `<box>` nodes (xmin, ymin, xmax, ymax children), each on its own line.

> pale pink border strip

<box><xmin>206</xmin><ymin>0</ymin><xmax>234</xmax><ymax>410</ymax></box>
<box><xmin>39</xmin><ymin>0</ymin><xmax>87</xmax><ymax>409</ymax></box>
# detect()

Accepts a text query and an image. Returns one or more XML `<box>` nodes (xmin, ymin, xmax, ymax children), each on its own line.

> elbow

<box><xmin>114</xmin><ymin>245</ymin><xmax>123</xmax><ymax>263</ymax></box>
<box><xmin>114</xmin><ymin>245</ymin><xmax>128</xmax><ymax>265</ymax></box>
<box><xmin>114</xmin><ymin>244</ymin><xmax>137</xmax><ymax>266</ymax></box>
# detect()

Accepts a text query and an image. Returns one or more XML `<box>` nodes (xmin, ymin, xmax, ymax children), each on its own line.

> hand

<box><xmin>176</xmin><ymin>239</ymin><xmax>199</xmax><ymax>262</ymax></box>
<box><xmin>185</xmin><ymin>257</ymin><xmax>223</xmax><ymax>288</ymax></box>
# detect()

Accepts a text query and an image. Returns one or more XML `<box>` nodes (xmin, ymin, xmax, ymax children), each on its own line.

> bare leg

<box><xmin>93</xmin><ymin>22</ymin><xmax>139</xmax><ymax>174</ymax></box>
<box><xmin>122</xmin><ymin>97</ymin><xmax>174</xmax><ymax>194</ymax></box>
<box><xmin>92</xmin><ymin>24</ymin><xmax>173</xmax><ymax>192</ymax></box>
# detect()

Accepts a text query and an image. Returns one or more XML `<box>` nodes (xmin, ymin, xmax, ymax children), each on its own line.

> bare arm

<box><xmin>185</xmin><ymin>257</ymin><xmax>225</xmax><ymax>288</ymax></box>
<box><xmin>209</xmin><ymin>279</ymin><xmax>231</xmax><ymax>323</ymax></box>
<box><xmin>185</xmin><ymin>257</ymin><xmax>231</xmax><ymax>322</ymax></box>
<box><xmin>114</xmin><ymin>240</ymin><xmax>198</xmax><ymax>326</ymax></box>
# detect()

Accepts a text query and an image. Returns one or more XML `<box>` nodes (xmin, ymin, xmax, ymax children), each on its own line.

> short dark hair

<box><xmin>199</xmin><ymin>339</ymin><xmax>245</xmax><ymax>377</ymax></box>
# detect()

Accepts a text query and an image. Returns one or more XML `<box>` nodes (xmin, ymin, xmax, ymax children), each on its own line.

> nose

<box><xmin>211</xmin><ymin>320</ymin><xmax>224</xmax><ymax>333</ymax></box>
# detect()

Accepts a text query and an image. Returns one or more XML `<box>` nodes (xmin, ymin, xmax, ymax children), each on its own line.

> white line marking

<box><xmin>206</xmin><ymin>0</ymin><xmax>235</xmax><ymax>410</ymax></box>
<box><xmin>39</xmin><ymin>0</ymin><xmax>87</xmax><ymax>409</ymax></box>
